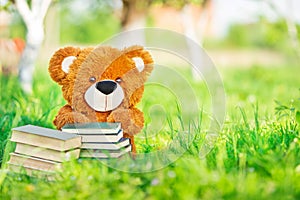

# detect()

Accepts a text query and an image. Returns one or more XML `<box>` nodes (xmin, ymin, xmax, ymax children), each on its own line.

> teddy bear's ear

<box><xmin>61</xmin><ymin>56</ymin><xmax>76</xmax><ymax>73</ymax></box>
<box><xmin>132</xmin><ymin>57</ymin><xmax>145</xmax><ymax>72</ymax></box>
<box><xmin>48</xmin><ymin>47</ymin><xmax>81</xmax><ymax>85</ymax></box>
<box><xmin>123</xmin><ymin>45</ymin><xmax>153</xmax><ymax>73</ymax></box>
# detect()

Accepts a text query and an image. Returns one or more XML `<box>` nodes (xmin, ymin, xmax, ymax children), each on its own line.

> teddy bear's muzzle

<box><xmin>84</xmin><ymin>80</ymin><xmax>124</xmax><ymax>112</ymax></box>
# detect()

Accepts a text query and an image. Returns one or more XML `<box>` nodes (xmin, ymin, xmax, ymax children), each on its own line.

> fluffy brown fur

<box><xmin>48</xmin><ymin>45</ymin><xmax>154</xmax><ymax>152</ymax></box>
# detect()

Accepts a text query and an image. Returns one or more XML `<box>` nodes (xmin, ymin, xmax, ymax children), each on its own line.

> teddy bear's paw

<box><xmin>108</xmin><ymin>109</ymin><xmax>131</xmax><ymax>125</ymax></box>
<box><xmin>72</xmin><ymin>113</ymin><xmax>90</xmax><ymax>123</ymax></box>
<box><xmin>127</xmin><ymin>123</ymin><xmax>143</xmax><ymax>136</ymax></box>
<box><xmin>53</xmin><ymin>114</ymin><xmax>70</xmax><ymax>130</ymax></box>
<box><xmin>108</xmin><ymin>109</ymin><xmax>143</xmax><ymax>135</ymax></box>
<box><xmin>54</xmin><ymin>112</ymin><xmax>90</xmax><ymax>130</ymax></box>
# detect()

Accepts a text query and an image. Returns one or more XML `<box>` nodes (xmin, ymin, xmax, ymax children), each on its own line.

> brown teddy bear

<box><xmin>48</xmin><ymin>45</ymin><xmax>154</xmax><ymax>153</ymax></box>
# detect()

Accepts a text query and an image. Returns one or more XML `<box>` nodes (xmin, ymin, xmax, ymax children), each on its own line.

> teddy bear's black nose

<box><xmin>96</xmin><ymin>80</ymin><xmax>117</xmax><ymax>95</ymax></box>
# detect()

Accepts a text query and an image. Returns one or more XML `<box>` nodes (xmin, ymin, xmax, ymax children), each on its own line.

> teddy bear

<box><xmin>48</xmin><ymin>45</ymin><xmax>154</xmax><ymax>153</ymax></box>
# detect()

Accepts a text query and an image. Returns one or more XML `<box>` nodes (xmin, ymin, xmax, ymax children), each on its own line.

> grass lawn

<box><xmin>0</xmin><ymin>64</ymin><xmax>300</xmax><ymax>199</ymax></box>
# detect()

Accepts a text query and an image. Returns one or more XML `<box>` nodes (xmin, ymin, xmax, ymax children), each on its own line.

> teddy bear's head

<box><xmin>49</xmin><ymin>45</ymin><xmax>153</xmax><ymax>118</ymax></box>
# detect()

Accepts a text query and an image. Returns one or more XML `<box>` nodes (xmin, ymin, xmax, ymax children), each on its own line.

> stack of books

<box><xmin>62</xmin><ymin>122</ymin><xmax>131</xmax><ymax>159</ymax></box>
<box><xmin>7</xmin><ymin>125</ymin><xmax>81</xmax><ymax>178</ymax></box>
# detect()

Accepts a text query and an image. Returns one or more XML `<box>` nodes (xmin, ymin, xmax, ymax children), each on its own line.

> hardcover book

<box><xmin>80</xmin><ymin>129</ymin><xmax>123</xmax><ymax>143</ymax></box>
<box><xmin>11</xmin><ymin>125</ymin><xmax>81</xmax><ymax>151</ymax></box>
<box><xmin>81</xmin><ymin>138</ymin><xmax>130</xmax><ymax>150</ymax></box>
<box><xmin>62</xmin><ymin>122</ymin><xmax>121</xmax><ymax>134</ymax></box>
<box><xmin>8</xmin><ymin>152</ymin><xmax>61</xmax><ymax>171</ymax></box>
<box><xmin>80</xmin><ymin>145</ymin><xmax>131</xmax><ymax>158</ymax></box>
<box><xmin>14</xmin><ymin>143</ymin><xmax>80</xmax><ymax>162</ymax></box>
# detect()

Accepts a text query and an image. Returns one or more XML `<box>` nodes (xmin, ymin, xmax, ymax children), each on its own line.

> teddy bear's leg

<box><xmin>123</xmin><ymin>133</ymin><xmax>136</xmax><ymax>153</ymax></box>
<box><xmin>54</xmin><ymin>105</ymin><xmax>90</xmax><ymax>130</ymax></box>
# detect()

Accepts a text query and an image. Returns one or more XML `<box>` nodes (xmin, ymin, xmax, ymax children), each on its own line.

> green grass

<box><xmin>0</xmin><ymin>64</ymin><xmax>300</xmax><ymax>199</ymax></box>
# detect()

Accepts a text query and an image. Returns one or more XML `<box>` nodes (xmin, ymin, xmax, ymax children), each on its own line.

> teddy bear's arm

<box><xmin>107</xmin><ymin>107</ymin><xmax>144</xmax><ymax>136</ymax></box>
<box><xmin>53</xmin><ymin>105</ymin><xmax>89</xmax><ymax>130</ymax></box>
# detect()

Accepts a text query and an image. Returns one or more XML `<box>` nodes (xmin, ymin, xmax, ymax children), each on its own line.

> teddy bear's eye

<box><xmin>116</xmin><ymin>78</ymin><xmax>122</xmax><ymax>83</ymax></box>
<box><xmin>89</xmin><ymin>76</ymin><xmax>96</xmax><ymax>83</ymax></box>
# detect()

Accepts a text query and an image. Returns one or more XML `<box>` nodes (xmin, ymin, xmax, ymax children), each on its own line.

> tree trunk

<box><xmin>19</xmin><ymin>22</ymin><xmax>44</xmax><ymax>93</ymax></box>
<box><xmin>15</xmin><ymin>0</ymin><xmax>51</xmax><ymax>94</ymax></box>
<box><xmin>119</xmin><ymin>0</ymin><xmax>148</xmax><ymax>46</ymax></box>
